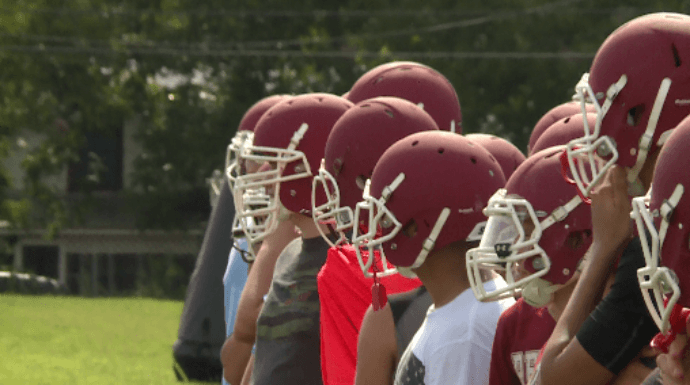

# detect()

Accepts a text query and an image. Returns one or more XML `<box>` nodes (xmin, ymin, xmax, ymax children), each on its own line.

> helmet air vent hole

<box><xmin>355</xmin><ymin>175</ymin><xmax>367</xmax><ymax>190</ymax></box>
<box><xmin>318</xmin><ymin>97</ymin><xmax>324</xmax><ymax>102</ymax></box>
<box><xmin>672</xmin><ymin>44</ymin><xmax>682</xmax><ymax>67</ymax></box>
<box><xmin>361</xmin><ymin>104</ymin><xmax>371</xmax><ymax>108</ymax></box>
<box><xmin>412</xmin><ymin>140</ymin><xmax>419</xmax><ymax>146</ymax></box>
<box><xmin>385</xmin><ymin>109</ymin><xmax>394</xmax><ymax>118</ymax></box>
<box><xmin>564</xmin><ymin>117</ymin><xmax>571</xmax><ymax>124</ymax></box>
<box><xmin>470</xmin><ymin>157</ymin><xmax>477</xmax><ymax>164</ymax></box>
<box><xmin>627</xmin><ymin>104</ymin><xmax>645</xmax><ymax>127</ymax></box>
<box><xmin>438</xmin><ymin>148</ymin><xmax>445</xmax><ymax>154</ymax></box>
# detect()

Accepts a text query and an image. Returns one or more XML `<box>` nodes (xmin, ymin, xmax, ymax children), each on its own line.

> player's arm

<box><xmin>355</xmin><ymin>303</ymin><xmax>398</xmax><ymax>385</ymax></box>
<box><xmin>224</xmin><ymin>220</ymin><xmax>299</xmax><ymax>385</ymax></box>
<box><xmin>240</xmin><ymin>354</ymin><xmax>255</xmax><ymax>385</ymax></box>
<box><xmin>539</xmin><ymin>166</ymin><xmax>632</xmax><ymax>385</ymax></box>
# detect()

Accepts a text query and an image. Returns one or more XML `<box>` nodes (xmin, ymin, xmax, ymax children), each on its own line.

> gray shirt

<box><xmin>251</xmin><ymin>235</ymin><xmax>331</xmax><ymax>385</ymax></box>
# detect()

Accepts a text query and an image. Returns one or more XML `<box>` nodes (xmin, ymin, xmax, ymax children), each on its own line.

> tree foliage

<box><xmin>1</xmin><ymin>0</ymin><xmax>689</xmax><ymax>231</ymax></box>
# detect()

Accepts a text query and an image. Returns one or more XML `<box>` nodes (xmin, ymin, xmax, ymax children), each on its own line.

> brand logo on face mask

<box><xmin>458</xmin><ymin>208</ymin><xmax>475</xmax><ymax>214</ymax></box>
<box><xmin>675</xmin><ymin>99</ymin><xmax>690</xmax><ymax>106</ymax></box>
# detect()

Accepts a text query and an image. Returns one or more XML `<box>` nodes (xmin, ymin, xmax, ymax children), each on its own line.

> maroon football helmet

<box><xmin>311</xmin><ymin>96</ymin><xmax>439</xmax><ymax>251</ymax></box>
<box><xmin>233</xmin><ymin>93</ymin><xmax>353</xmax><ymax>244</ymax></box>
<box><xmin>467</xmin><ymin>146</ymin><xmax>592</xmax><ymax>307</ymax></box>
<box><xmin>531</xmin><ymin>113</ymin><xmax>597</xmax><ymax>155</ymax></box>
<box><xmin>565</xmin><ymin>13</ymin><xmax>690</xmax><ymax>198</ymax></box>
<box><xmin>347</xmin><ymin>61</ymin><xmax>462</xmax><ymax>133</ymax></box>
<box><xmin>465</xmin><ymin>133</ymin><xmax>526</xmax><ymax>181</ymax></box>
<box><xmin>225</xmin><ymin>94</ymin><xmax>292</xmax><ymax>189</ymax></box>
<box><xmin>634</xmin><ymin>114</ymin><xmax>690</xmax><ymax>334</ymax></box>
<box><xmin>352</xmin><ymin>131</ymin><xmax>505</xmax><ymax>277</ymax></box>
<box><xmin>528</xmin><ymin>102</ymin><xmax>595</xmax><ymax>155</ymax></box>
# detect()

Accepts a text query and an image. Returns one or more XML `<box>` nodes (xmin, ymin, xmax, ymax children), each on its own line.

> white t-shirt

<box><xmin>394</xmin><ymin>278</ymin><xmax>515</xmax><ymax>385</ymax></box>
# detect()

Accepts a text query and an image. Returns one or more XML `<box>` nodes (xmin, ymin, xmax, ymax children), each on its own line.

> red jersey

<box><xmin>489</xmin><ymin>298</ymin><xmax>556</xmax><ymax>385</ymax></box>
<box><xmin>317</xmin><ymin>245</ymin><xmax>421</xmax><ymax>385</ymax></box>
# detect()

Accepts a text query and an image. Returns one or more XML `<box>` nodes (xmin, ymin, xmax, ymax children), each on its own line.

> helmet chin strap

<box><xmin>411</xmin><ymin>207</ymin><xmax>451</xmax><ymax>270</ymax></box>
<box><xmin>397</xmin><ymin>266</ymin><xmax>417</xmax><ymax>279</ymax></box>
<box><xmin>521</xmin><ymin>278</ymin><xmax>560</xmax><ymax>308</ymax></box>
<box><xmin>627</xmin><ymin>177</ymin><xmax>647</xmax><ymax>197</ymax></box>
<box><xmin>627</xmin><ymin>78</ymin><xmax>672</xmax><ymax>189</ymax></box>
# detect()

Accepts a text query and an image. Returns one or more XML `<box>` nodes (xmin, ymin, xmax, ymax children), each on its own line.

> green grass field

<box><xmin>0</xmin><ymin>294</ymin><xmax>216</xmax><ymax>385</ymax></box>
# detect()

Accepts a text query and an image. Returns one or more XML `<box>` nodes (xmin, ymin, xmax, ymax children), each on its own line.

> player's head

<box><xmin>226</xmin><ymin>94</ymin><xmax>292</xmax><ymax>190</ymax></box>
<box><xmin>467</xmin><ymin>146</ymin><xmax>592</xmax><ymax>307</ymax></box>
<box><xmin>566</xmin><ymin>12</ymin><xmax>690</xmax><ymax>198</ymax></box>
<box><xmin>312</xmin><ymin>97</ymin><xmax>439</xmax><ymax>257</ymax></box>
<box><xmin>531</xmin><ymin>112</ymin><xmax>597</xmax><ymax>155</ymax></box>
<box><xmin>352</xmin><ymin>131</ymin><xmax>505</xmax><ymax>278</ymax></box>
<box><xmin>226</xmin><ymin>95</ymin><xmax>291</xmax><ymax>249</ymax></box>
<box><xmin>346</xmin><ymin>61</ymin><xmax>462</xmax><ymax>133</ymax></box>
<box><xmin>527</xmin><ymin>102</ymin><xmax>595</xmax><ymax>155</ymax></box>
<box><xmin>465</xmin><ymin>133</ymin><xmax>526</xmax><ymax>180</ymax></box>
<box><xmin>233</xmin><ymin>93</ymin><xmax>353</xmax><ymax>245</ymax></box>
<box><xmin>633</xmin><ymin>114</ymin><xmax>690</xmax><ymax>334</ymax></box>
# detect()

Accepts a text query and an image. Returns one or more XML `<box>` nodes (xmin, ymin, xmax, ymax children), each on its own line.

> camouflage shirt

<box><xmin>252</xmin><ymin>236</ymin><xmax>330</xmax><ymax>385</ymax></box>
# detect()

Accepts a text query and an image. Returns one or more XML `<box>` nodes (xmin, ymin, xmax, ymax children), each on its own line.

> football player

<box><xmin>466</xmin><ymin>146</ymin><xmax>592</xmax><ymax>385</ymax></box>
<box><xmin>221</xmin><ymin>94</ymin><xmax>299</xmax><ymax>385</ymax></box>
<box><xmin>539</xmin><ymin>12</ymin><xmax>690</xmax><ymax>385</ymax></box>
<box><xmin>353</xmin><ymin>131</ymin><xmax>514</xmax><ymax>385</ymax></box>
<box><xmin>632</xmin><ymin>115</ymin><xmax>690</xmax><ymax>384</ymax></box>
<box><xmin>232</xmin><ymin>93</ymin><xmax>352</xmax><ymax>385</ymax></box>
<box><xmin>312</xmin><ymin>97</ymin><xmax>439</xmax><ymax>385</ymax></box>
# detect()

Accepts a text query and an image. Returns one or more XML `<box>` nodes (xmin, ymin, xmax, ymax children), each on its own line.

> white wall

<box><xmin>5</xmin><ymin>115</ymin><xmax>145</xmax><ymax>193</ymax></box>
<box><xmin>4</xmin><ymin>130</ymin><xmax>68</xmax><ymax>192</ymax></box>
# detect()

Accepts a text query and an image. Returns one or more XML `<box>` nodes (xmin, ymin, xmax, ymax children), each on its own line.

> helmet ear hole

<box><xmin>402</xmin><ymin>219</ymin><xmax>418</xmax><ymax>238</ymax></box>
<box><xmin>627</xmin><ymin>104</ymin><xmax>646</xmax><ymax>127</ymax></box>
<box><xmin>566</xmin><ymin>229</ymin><xmax>592</xmax><ymax>250</ymax></box>
<box><xmin>672</xmin><ymin>43</ymin><xmax>682</xmax><ymax>68</ymax></box>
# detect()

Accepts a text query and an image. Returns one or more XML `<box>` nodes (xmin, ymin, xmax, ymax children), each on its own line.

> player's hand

<box><xmin>590</xmin><ymin>166</ymin><xmax>633</xmax><ymax>254</ymax></box>
<box><xmin>657</xmin><ymin>330</ymin><xmax>690</xmax><ymax>385</ymax></box>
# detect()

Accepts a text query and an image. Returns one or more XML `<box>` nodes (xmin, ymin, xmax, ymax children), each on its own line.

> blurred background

<box><xmin>1</xmin><ymin>0</ymin><xmax>688</xmax><ymax>383</ymax></box>
<box><xmin>1</xmin><ymin>0</ymin><xmax>688</xmax><ymax>294</ymax></box>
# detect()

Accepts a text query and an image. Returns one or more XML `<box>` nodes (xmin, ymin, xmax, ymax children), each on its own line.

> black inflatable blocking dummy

<box><xmin>173</xmin><ymin>179</ymin><xmax>235</xmax><ymax>382</ymax></box>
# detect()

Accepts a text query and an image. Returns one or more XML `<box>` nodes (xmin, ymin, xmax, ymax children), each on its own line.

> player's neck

<box><xmin>414</xmin><ymin>248</ymin><xmax>471</xmax><ymax>308</ymax></box>
<box><xmin>290</xmin><ymin>212</ymin><xmax>329</xmax><ymax>240</ymax></box>
<box><xmin>547</xmin><ymin>277</ymin><xmax>578</xmax><ymax>321</ymax></box>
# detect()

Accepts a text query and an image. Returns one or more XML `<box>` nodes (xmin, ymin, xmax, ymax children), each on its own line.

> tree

<box><xmin>1</xmin><ymin>0</ymin><xmax>688</xmax><ymax>233</ymax></box>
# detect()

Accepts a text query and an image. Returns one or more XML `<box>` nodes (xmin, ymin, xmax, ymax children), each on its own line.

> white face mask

<box><xmin>632</xmin><ymin>185</ymin><xmax>684</xmax><ymax>334</ymax></box>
